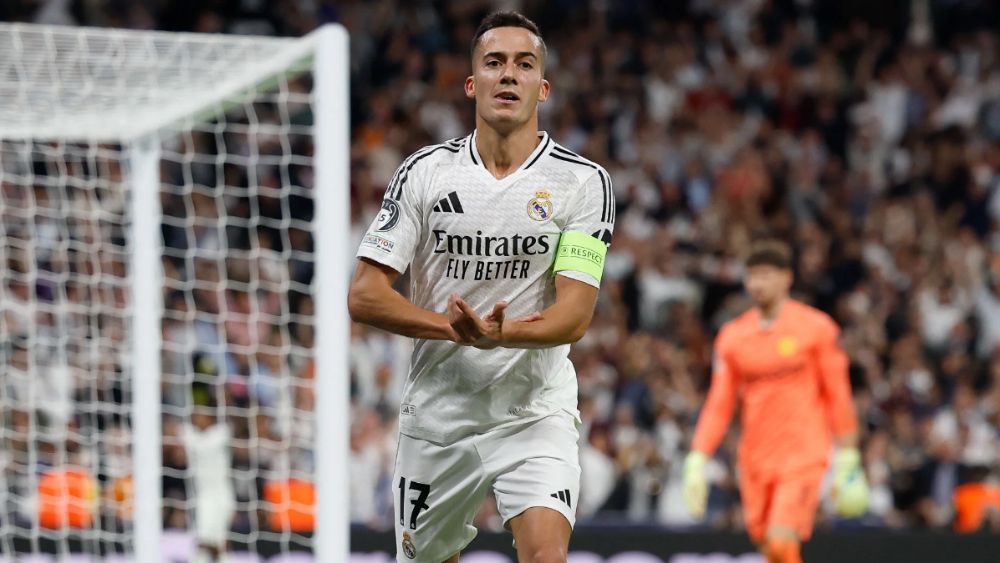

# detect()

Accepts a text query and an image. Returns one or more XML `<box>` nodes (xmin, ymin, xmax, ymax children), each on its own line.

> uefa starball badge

<box><xmin>376</xmin><ymin>198</ymin><xmax>401</xmax><ymax>232</ymax></box>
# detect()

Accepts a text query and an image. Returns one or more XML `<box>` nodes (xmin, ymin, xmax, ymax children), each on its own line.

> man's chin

<box><xmin>482</xmin><ymin>112</ymin><xmax>528</xmax><ymax>131</ymax></box>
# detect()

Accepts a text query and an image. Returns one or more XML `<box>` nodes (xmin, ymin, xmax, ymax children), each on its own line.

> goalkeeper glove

<box><xmin>831</xmin><ymin>447</ymin><xmax>869</xmax><ymax>518</ymax></box>
<box><xmin>682</xmin><ymin>451</ymin><xmax>709</xmax><ymax>519</ymax></box>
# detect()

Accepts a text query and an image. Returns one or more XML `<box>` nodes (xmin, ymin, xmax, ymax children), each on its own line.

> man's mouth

<box><xmin>495</xmin><ymin>91</ymin><xmax>520</xmax><ymax>103</ymax></box>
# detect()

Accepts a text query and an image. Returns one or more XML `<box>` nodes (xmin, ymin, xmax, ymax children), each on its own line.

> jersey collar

<box><xmin>755</xmin><ymin>299</ymin><xmax>791</xmax><ymax>332</ymax></box>
<box><xmin>467</xmin><ymin>129</ymin><xmax>552</xmax><ymax>180</ymax></box>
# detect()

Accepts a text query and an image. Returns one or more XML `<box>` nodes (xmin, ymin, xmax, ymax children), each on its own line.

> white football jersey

<box><xmin>356</xmin><ymin>130</ymin><xmax>615</xmax><ymax>443</ymax></box>
<box><xmin>182</xmin><ymin>423</ymin><xmax>234</xmax><ymax>502</ymax></box>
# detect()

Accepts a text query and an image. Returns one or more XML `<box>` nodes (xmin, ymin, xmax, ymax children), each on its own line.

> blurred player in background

<box><xmin>682</xmin><ymin>240</ymin><xmax>868</xmax><ymax>563</ymax></box>
<box><xmin>349</xmin><ymin>10</ymin><xmax>614</xmax><ymax>563</ymax></box>
<box><xmin>183</xmin><ymin>393</ymin><xmax>235</xmax><ymax>563</ymax></box>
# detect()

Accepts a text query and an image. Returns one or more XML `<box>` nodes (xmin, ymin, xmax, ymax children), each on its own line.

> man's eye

<box><xmin>486</xmin><ymin>60</ymin><xmax>500</xmax><ymax>67</ymax></box>
<box><xmin>520</xmin><ymin>62</ymin><xmax>533</xmax><ymax>69</ymax></box>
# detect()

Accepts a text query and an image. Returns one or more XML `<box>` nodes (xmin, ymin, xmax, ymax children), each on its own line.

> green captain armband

<box><xmin>553</xmin><ymin>230</ymin><xmax>608</xmax><ymax>282</ymax></box>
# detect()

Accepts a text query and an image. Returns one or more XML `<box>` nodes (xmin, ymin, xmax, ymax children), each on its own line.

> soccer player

<box><xmin>682</xmin><ymin>240</ymin><xmax>868</xmax><ymax>563</ymax></box>
<box><xmin>183</xmin><ymin>402</ymin><xmax>235</xmax><ymax>563</ymax></box>
<box><xmin>348</xmin><ymin>11</ymin><xmax>614</xmax><ymax>563</ymax></box>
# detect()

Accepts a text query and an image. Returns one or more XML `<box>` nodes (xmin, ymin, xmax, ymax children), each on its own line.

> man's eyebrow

<box><xmin>483</xmin><ymin>51</ymin><xmax>539</xmax><ymax>60</ymax></box>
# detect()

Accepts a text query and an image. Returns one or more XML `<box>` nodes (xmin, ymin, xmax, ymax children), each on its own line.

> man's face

<box><xmin>466</xmin><ymin>27</ymin><xmax>549</xmax><ymax>131</ymax></box>
<box><xmin>744</xmin><ymin>264</ymin><xmax>792</xmax><ymax>308</ymax></box>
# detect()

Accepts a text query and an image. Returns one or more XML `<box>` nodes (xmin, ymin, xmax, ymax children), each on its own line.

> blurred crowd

<box><xmin>3</xmin><ymin>101</ymin><xmax>320</xmax><ymax>548</ymax></box>
<box><xmin>339</xmin><ymin>0</ymin><xmax>1000</xmax><ymax>534</ymax></box>
<box><xmin>2</xmin><ymin>0</ymin><xmax>1000</xmax><ymax>546</ymax></box>
<box><xmin>1</xmin><ymin>9</ymin><xmax>320</xmax><ymax>548</ymax></box>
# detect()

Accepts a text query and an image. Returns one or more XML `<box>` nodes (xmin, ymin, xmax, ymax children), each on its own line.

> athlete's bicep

<box><xmin>692</xmin><ymin>334</ymin><xmax>739</xmax><ymax>455</ymax></box>
<box><xmin>554</xmin><ymin>274</ymin><xmax>599</xmax><ymax>315</ymax></box>
<box><xmin>708</xmin><ymin>351</ymin><xmax>739</xmax><ymax>408</ymax></box>
<box><xmin>347</xmin><ymin>258</ymin><xmax>399</xmax><ymax>321</ymax></box>
<box><xmin>815</xmin><ymin>318</ymin><xmax>857</xmax><ymax>437</ymax></box>
<box><xmin>351</xmin><ymin>258</ymin><xmax>402</xmax><ymax>291</ymax></box>
<box><xmin>548</xmin><ymin>275</ymin><xmax>599</xmax><ymax>343</ymax></box>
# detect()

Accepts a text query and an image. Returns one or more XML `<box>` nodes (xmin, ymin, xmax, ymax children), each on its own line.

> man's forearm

<box><xmin>833</xmin><ymin>431</ymin><xmax>859</xmax><ymax>449</ymax></box>
<box><xmin>499</xmin><ymin>301</ymin><xmax>590</xmax><ymax>348</ymax></box>
<box><xmin>497</xmin><ymin>276</ymin><xmax>598</xmax><ymax>348</ymax></box>
<box><xmin>349</xmin><ymin>285</ymin><xmax>455</xmax><ymax>341</ymax></box>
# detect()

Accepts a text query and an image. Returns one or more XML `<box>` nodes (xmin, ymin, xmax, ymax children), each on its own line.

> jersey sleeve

<box><xmin>815</xmin><ymin>315</ymin><xmax>858</xmax><ymax>438</ymax></box>
<box><xmin>355</xmin><ymin>156</ymin><xmax>426</xmax><ymax>274</ymax></box>
<box><xmin>691</xmin><ymin>326</ymin><xmax>739</xmax><ymax>456</ymax></box>
<box><xmin>556</xmin><ymin>167</ymin><xmax>615</xmax><ymax>288</ymax></box>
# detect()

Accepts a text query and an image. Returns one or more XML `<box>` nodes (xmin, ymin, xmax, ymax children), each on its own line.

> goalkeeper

<box><xmin>682</xmin><ymin>240</ymin><xmax>868</xmax><ymax>563</ymax></box>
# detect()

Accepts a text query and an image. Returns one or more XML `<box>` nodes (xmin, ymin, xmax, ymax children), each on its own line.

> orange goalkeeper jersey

<box><xmin>692</xmin><ymin>299</ymin><xmax>857</xmax><ymax>475</ymax></box>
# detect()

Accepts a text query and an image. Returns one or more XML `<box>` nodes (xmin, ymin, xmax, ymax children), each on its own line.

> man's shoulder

<box><xmin>722</xmin><ymin>308</ymin><xmax>757</xmax><ymax>332</ymax></box>
<box><xmin>788</xmin><ymin>300</ymin><xmax>838</xmax><ymax>331</ymax></box>
<box><xmin>403</xmin><ymin>137</ymin><xmax>467</xmax><ymax>170</ymax></box>
<box><xmin>544</xmin><ymin>142</ymin><xmax>609</xmax><ymax>184</ymax></box>
<box><xmin>715</xmin><ymin>314</ymin><xmax>747</xmax><ymax>353</ymax></box>
<box><xmin>387</xmin><ymin>137</ymin><xmax>468</xmax><ymax>199</ymax></box>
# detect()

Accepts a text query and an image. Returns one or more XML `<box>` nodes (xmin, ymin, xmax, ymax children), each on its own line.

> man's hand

<box><xmin>831</xmin><ymin>447</ymin><xmax>869</xmax><ymax>518</ymax></box>
<box><xmin>683</xmin><ymin>451</ymin><xmax>709</xmax><ymax>519</ymax></box>
<box><xmin>447</xmin><ymin>295</ymin><xmax>506</xmax><ymax>347</ymax></box>
<box><xmin>447</xmin><ymin>295</ymin><xmax>543</xmax><ymax>348</ymax></box>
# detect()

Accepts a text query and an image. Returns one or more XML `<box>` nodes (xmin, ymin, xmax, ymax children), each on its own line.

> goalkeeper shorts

<box><xmin>392</xmin><ymin>411</ymin><xmax>580</xmax><ymax>563</ymax></box>
<box><xmin>739</xmin><ymin>462</ymin><xmax>826</xmax><ymax>542</ymax></box>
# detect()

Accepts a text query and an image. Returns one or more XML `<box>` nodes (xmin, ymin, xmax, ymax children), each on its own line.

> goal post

<box><xmin>128</xmin><ymin>135</ymin><xmax>163</xmax><ymax>563</ymax></box>
<box><xmin>0</xmin><ymin>22</ymin><xmax>349</xmax><ymax>562</ymax></box>
<box><xmin>311</xmin><ymin>24</ymin><xmax>351</xmax><ymax>563</ymax></box>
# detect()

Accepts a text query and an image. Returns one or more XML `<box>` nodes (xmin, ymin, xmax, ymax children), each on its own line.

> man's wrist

<box><xmin>685</xmin><ymin>450</ymin><xmax>708</xmax><ymax>469</ymax></box>
<box><xmin>496</xmin><ymin>318</ymin><xmax>516</xmax><ymax>345</ymax></box>
<box><xmin>439</xmin><ymin>315</ymin><xmax>462</xmax><ymax>342</ymax></box>
<box><xmin>834</xmin><ymin>447</ymin><xmax>861</xmax><ymax>472</ymax></box>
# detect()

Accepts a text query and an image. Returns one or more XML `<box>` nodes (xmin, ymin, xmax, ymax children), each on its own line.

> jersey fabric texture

<box><xmin>356</xmin><ymin>131</ymin><xmax>615</xmax><ymax>444</ymax></box>
<box><xmin>392</xmin><ymin>412</ymin><xmax>580</xmax><ymax>563</ymax></box>
<box><xmin>692</xmin><ymin>299</ymin><xmax>857</xmax><ymax>475</ymax></box>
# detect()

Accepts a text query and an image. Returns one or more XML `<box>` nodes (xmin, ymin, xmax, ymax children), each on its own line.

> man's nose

<box><xmin>500</xmin><ymin>62</ymin><xmax>517</xmax><ymax>82</ymax></box>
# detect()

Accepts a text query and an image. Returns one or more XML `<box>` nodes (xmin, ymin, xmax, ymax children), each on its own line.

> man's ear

<box><xmin>465</xmin><ymin>76</ymin><xmax>475</xmax><ymax>100</ymax></box>
<box><xmin>538</xmin><ymin>78</ymin><xmax>550</xmax><ymax>103</ymax></box>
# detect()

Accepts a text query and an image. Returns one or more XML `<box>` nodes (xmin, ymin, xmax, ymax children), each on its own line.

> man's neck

<box><xmin>757</xmin><ymin>297</ymin><xmax>787</xmax><ymax>327</ymax></box>
<box><xmin>474</xmin><ymin>120</ymin><xmax>541</xmax><ymax>180</ymax></box>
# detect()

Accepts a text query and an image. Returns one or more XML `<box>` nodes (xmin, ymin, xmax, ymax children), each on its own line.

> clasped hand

<box><xmin>447</xmin><ymin>294</ymin><xmax>540</xmax><ymax>348</ymax></box>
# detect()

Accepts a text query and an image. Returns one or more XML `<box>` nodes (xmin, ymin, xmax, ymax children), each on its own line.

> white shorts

<box><xmin>195</xmin><ymin>494</ymin><xmax>235</xmax><ymax>545</ymax></box>
<box><xmin>392</xmin><ymin>412</ymin><xmax>580</xmax><ymax>562</ymax></box>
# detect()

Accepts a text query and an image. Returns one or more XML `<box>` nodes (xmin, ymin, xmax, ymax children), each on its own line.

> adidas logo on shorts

<box><xmin>550</xmin><ymin>489</ymin><xmax>571</xmax><ymax>508</ymax></box>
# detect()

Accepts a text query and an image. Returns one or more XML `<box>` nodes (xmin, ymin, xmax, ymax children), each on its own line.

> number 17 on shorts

<box><xmin>391</xmin><ymin>414</ymin><xmax>581</xmax><ymax>563</ymax></box>
<box><xmin>397</xmin><ymin>476</ymin><xmax>431</xmax><ymax>558</ymax></box>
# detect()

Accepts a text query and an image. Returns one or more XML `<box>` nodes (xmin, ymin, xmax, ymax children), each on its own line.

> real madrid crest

<box><xmin>401</xmin><ymin>531</ymin><xmax>417</xmax><ymax>559</ymax></box>
<box><xmin>527</xmin><ymin>190</ymin><xmax>553</xmax><ymax>222</ymax></box>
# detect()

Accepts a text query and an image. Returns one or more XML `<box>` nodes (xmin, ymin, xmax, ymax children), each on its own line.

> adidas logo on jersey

<box><xmin>432</xmin><ymin>191</ymin><xmax>464</xmax><ymax>213</ymax></box>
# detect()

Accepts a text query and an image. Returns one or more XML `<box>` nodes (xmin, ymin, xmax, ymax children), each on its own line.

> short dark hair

<box><xmin>746</xmin><ymin>239</ymin><xmax>793</xmax><ymax>270</ymax></box>
<box><xmin>471</xmin><ymin>11</ymin><xmax>547</xmax><ymax>61</ymax></box>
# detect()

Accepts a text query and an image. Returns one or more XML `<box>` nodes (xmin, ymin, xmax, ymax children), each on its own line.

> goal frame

<box><xmin>0</xmin><ymin>23</ymin><xmax>350</xmax><ymax>562</ymax></box>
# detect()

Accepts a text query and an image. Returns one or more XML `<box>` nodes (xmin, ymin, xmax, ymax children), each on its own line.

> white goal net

<box><xmin>0</xmin><ymin>23</ymin><xmax>348</xmax><ymax>562</ymax></box>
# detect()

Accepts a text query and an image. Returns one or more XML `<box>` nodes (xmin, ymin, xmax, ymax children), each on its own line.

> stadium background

<box><xmin>2</xmin><ymin>0</ymin><xmax>1000</xmax><ymax>561</ymax></box>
